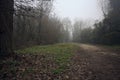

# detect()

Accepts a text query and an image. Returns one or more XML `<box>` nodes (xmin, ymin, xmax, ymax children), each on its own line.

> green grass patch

<box><xmin>16</xmin><ymin>43</ymin><xmax>79</xmax><ymax>74</ymax></box>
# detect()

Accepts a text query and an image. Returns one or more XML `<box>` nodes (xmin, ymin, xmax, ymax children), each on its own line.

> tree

<box><xmin>14</xmin><ymin>0</ymin><xmax>54</xmax><ymax>45</ymax></box>
<box><xmin>72</xmin><ymin>20</ymin><xmax>89</xmax><ymax>42</ymax></box>
<box><xmin>94</xmin><ymin>0</ymin><xmax>120</xmax><ymax>44</ymax></box>
<box><xmin>0</xmin><ymin>0</ymin><xmax>14</xmax><ymax>57</ymax></box>
<box><xmin>61</xmin><ymin>18</ymin><xmax>72</xmax><ymax>42</ymax></box>
<box><xmin>98</xmin><ymin>0</ymin><xmax>110</xmax><ymax>17</ymax></box>
<box><xmin>80</xmin><ymin>27</ymin><xmax>93</xmax><ymax>43</ymax></box>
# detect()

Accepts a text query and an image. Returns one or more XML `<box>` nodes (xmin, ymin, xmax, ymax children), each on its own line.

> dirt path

<box><xmin>65</xmin><ymin>44</ymin><xmax>120</xmax><ymax>80</ymax></box>
<box><xmin>1</xmin><ymin>44</ymin><xmax>120</xmax><ymax>80</ymax></box>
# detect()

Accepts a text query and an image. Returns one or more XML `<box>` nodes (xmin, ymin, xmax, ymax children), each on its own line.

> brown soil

<box><xmin>0</xmin><ymin>44</ymin><xmax>120</xmax><ymax>80</ymax></box>
<box><xmin>64</xmin><ymin>44</ymin><xmax>120</xmax><ymax>80</ymax></box>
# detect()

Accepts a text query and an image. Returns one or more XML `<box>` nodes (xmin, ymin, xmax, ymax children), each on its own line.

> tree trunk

<box><xmin>0</xmin><ymin>0</ymin><xmax>14</xmax><ymax>57</ymax></box>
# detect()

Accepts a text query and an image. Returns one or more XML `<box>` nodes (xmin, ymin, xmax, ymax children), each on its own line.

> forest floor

<box><xmin>0</xmin><ymin>43</ymin><xmax>120</xmax><ymax>80</ymax></box>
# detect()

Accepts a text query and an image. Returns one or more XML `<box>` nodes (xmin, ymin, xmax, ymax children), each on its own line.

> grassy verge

<box><xmin>0</xmin><ymin>43</ymin><xmax>80</xmax><ymax>79</ymax></box>
<box><xmin>16</xmin><ymin>43</ymin><xmax>79</xmax><ymax>74</ymax></box>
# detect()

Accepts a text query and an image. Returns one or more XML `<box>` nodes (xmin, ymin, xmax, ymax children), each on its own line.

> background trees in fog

<box><xmin>13</xmin><ymin>0</ymin><xmax>72</xmax><ymax>49</ymax></box>
<box><xmin>73</xmin><ymin>20</ymin><xmax>84</xmax><ymax>42</ymax></box>
<box><xmin>73</xmin><ymin>0</ymin><xmax>120</xmax><ymax>45</ymax></box>
<box><xmin>92</xmin><ymin>0</ymin><xmax>120</xmax><ymax>44</ymax></box>
<box><xmin>1</xmin><ymin>0</ymin><xmax>120</xmax><ymax>56</ymax></box>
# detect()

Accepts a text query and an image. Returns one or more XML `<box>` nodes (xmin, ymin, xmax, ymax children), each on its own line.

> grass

<box><xmin>0</xmin><ymin>43</ymin><xmax>80</xmax><ymax>79</ymax></box>
<box><xmin>16</xmin><ymin>43</ymin><xmax>79</xmax><ymax>74</ymax></box>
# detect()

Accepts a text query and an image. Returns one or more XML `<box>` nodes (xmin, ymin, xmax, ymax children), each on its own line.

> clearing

<box><xmin>0</xmin><ymin>43</ymin><xmax>120</xmax><ymax>80</ymax></box>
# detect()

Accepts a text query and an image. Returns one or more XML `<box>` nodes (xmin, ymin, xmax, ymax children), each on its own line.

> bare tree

<box><xmin>72</xmin><ymin>20</ymin><xmax>84</xmax><ymax>42</ymax></box>
<box><xmin>0</xmin><ymin>0</ymin><xmax>14</xmax><ymax>57</ymax></box>
<box><xmin>13</xmin><ymin>0</ymin><xmax>54</xmax><ymax>46</ymax></box>
<box><xmin>98</xmin><ymin>0</ymin><xmax>110</xmax><ymax>17</ymax></box>
<box><xmin>61</xmin><ymin>18</ymin><xmax>72</xmax><ymax>42</ymax></box>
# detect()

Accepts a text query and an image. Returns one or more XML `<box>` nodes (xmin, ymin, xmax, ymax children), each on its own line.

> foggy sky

<box><xmin>54</xmin><ymin>0</ymin><xmax>103</xmax><ymax>22</ymax></box>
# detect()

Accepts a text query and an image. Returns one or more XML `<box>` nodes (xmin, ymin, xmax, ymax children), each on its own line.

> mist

<box><xmin>54</xmin><ymin>0</ymin><xmax>103</xmax><ymax>22</ymax></box>
<box><xmin>1</xmin><ymin>0</ymin><xmax>120</xmax><ymax>79</ymax></box>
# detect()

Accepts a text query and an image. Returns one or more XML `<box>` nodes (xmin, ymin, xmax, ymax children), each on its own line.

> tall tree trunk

<box><xmin>0</xmin><ymin>0</ymin><xmax>14</xmax><ymax>57</ymax></box>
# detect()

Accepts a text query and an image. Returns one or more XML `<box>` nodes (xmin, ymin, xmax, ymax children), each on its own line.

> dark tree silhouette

<box><xmin>0</xmin><ymin>0</ymin><xmax>14</xmax><ymax>57</ymax></box>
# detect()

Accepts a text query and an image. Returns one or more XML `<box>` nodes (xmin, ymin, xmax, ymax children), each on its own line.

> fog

<box><xmin>2</xmin><ymin>0</ymin><xmax>119</xmax><ymax>51</ymax></box>
<box><xmin>1</xmin><ymin>0</ymin><xmax>120</xmax><ymax>79</ymax></box>
<box><xmin>54</xmin><ymin>0</ymin><xmax>104</xmax><ymax>23</ymax></box>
